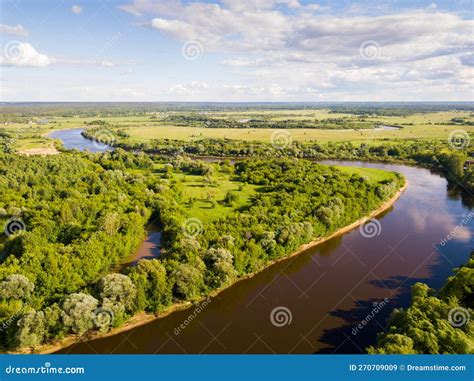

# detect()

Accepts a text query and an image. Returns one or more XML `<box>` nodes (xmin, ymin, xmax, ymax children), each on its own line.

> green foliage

<box><xmin>127</xmin><ymin>259</ymin><xmax>172</xmax><ymax>313</ymax></box>
<box><xmin>15</xmin><ymin>309</ymin><xmax>46</xmax><ymax>348</ymax></box>
<box><xmin>369</xmin><ymin>254</ymin><xmax>474</xmax><ymax>354</ymax></box>
<box><xmin>0</xmin><ymin>151</ymin><xmax>404</xmax><ymax>351</ymax></box>
<box><xmin>61</xmin><ymin>293</ymin><xmax>98</xmax><ymax>336</ymax></box>
<box><xmin>173</xmin><ymin>262</ymin><xmax>205</xmax><ymax>300</ymax></box>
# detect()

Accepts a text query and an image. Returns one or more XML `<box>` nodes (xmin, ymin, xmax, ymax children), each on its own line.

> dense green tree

<box><xmin>61</xmin><ymin>293</ymin><xmax>98</xmax><ymax>335</ymax></box>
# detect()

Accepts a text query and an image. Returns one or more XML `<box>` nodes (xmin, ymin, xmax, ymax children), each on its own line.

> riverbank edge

<box><xmin>15</xmin><ymin>178</ymin><xmax>408</xmax><ymax>354</ymax></box>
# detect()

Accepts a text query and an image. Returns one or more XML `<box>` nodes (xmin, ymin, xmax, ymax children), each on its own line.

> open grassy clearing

<box><xmin>153</xmin><ymin>162</ymin><xmax>398</xmax><ymax>224</ymax></box>
<box><xmin>332</xmin><ymin>165</ymin><xmax>397</xmax><ymax>183</ymax></box>
<box><xmin>175</xmin><ymin>172</ymin><xmax>258</xmax><ymax>223</ymax></box>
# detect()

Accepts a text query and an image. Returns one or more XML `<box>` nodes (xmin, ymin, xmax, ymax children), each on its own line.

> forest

<box><xmin>0</xmin><ymin>151</ymin><xmax>404</xmax><ymax>351</ymax></box>
<box><xmin>82</xmin><ymin>129</ymin><xmax>474</xmax><ymax>196</ymax></box>
<box><xmin>369</xmin><ymin>252</ymin><xmax>473</xmax><ymax>354</ymax></box>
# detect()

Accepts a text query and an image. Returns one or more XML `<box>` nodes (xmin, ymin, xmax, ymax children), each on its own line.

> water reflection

<box><xmin>48</xmin><ymin>128</ymin><xmax>113</xmax><ymax>152</ymax></box>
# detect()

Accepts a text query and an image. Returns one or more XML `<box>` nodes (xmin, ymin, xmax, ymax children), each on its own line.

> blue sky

<box><xmin>0</xmin><ymin>0</ymin><xmax>473</xmax><ymax>101</ymax></box>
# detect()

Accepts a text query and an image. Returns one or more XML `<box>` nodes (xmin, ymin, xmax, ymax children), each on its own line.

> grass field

<box><xmin>158</xmin><ymin>162</ymin><xmax>397</xmax><ymax>224</ymax></box>
<box><xmin>332</xmin><ymin>165</ymin><xmax>398</xmax><ymax>183</ymax></box>
<box><xmin>121</xmin><ymin>123</ymin><xmax>474</xmax><ymax>143</ymax></box>
<box><xmin>2</xmin><ymin>109</ymin><xmax>473</xmax><ymax>150</ymax></box>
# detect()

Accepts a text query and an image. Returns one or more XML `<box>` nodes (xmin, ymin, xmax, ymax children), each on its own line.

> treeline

<box><xmin>368</xmin><ymin>252</ymin><xmax>473</xmax><ymax>354</ymax></box>
<box><xmin>0</xmin><ymin>152</ymin><xmax>160</xmax><ymax>350</ymax></box>
<box><xmin>0</xmin><ymin>152</ymin><xmax>403</xmax><ymax>351</ymax></box>
<box><xmin>82</xmin><ymin>129</ymin><xmax>474</xmax><ymax>195</ymax></box>
<box><xmin>161</xmin><ymin>114</ymin><xmax>373</xmax><ymax>129</ymax></box>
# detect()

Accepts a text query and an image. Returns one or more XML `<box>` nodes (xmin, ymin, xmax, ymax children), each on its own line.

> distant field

<box><xmin>1</xmin><ymin>109</ymin><xmax>473</xmax><ymax>149</ymax></box>
<box><xmin>121</xmin><ymin>123</ymin><xmax>473</xmax><ymax>143</ymax></box>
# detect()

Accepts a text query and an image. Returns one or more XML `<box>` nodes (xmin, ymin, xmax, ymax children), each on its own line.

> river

<box><xmin>48</xmin><ymin>128</ymin><xmax>114</xmax><ymax>153</ymax></box>
<box><xmin>50</xmin><ymin>129</ymin><xmax>473</xmax><ymax>354</ymax></box>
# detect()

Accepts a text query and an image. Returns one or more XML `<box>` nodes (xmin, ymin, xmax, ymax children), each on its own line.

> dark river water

<box><xmin>50</xmin><ymin>129</ymin><xmax>473</xmax><ymax>354</ymax></box>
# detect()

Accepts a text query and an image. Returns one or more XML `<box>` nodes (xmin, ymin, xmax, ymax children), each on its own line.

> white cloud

<box><xmin>118</xmin><ymin>0</ymin><xmax>474</xmax><ymax>100</ymax></box>
<box><xmin>0</xmin><ymin>42</ymin><xmax>55</xmax><ymax>67</ymax></box>
<box><xmin>168</xmin><ymin>81</ymin><xmax>209</xmax><ymax>95</ymax></box>
<box><xmin>0</xmin><ymin>42</ymin><xmax>122</xmax><ymax>68</ymax></box>
<box><xmin>0</xmin><ymin>24</ymin><xmax>28</xmax><ymax>37</ymax></box>
<box><xmin>71</xmin><ymin>5</ymin><xmax>82</xmax><ymax>14</ymax></box>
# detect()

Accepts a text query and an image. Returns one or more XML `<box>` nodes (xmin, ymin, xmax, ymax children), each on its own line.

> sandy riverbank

<box><xmin>18</xmin><ymin>147</ymin><xmax>59</xmax><ymax>156</ymax></box>
<box><xmin>18</xmin><ymin>179</ymin><xmax>408</xmax><ymax>354</ymax></box>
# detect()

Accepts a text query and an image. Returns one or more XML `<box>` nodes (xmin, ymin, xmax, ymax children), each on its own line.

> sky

<box><xmin>0</xmin><ymin>0</ymin><xmax>473</xmax><ymax>102</ymax></box>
